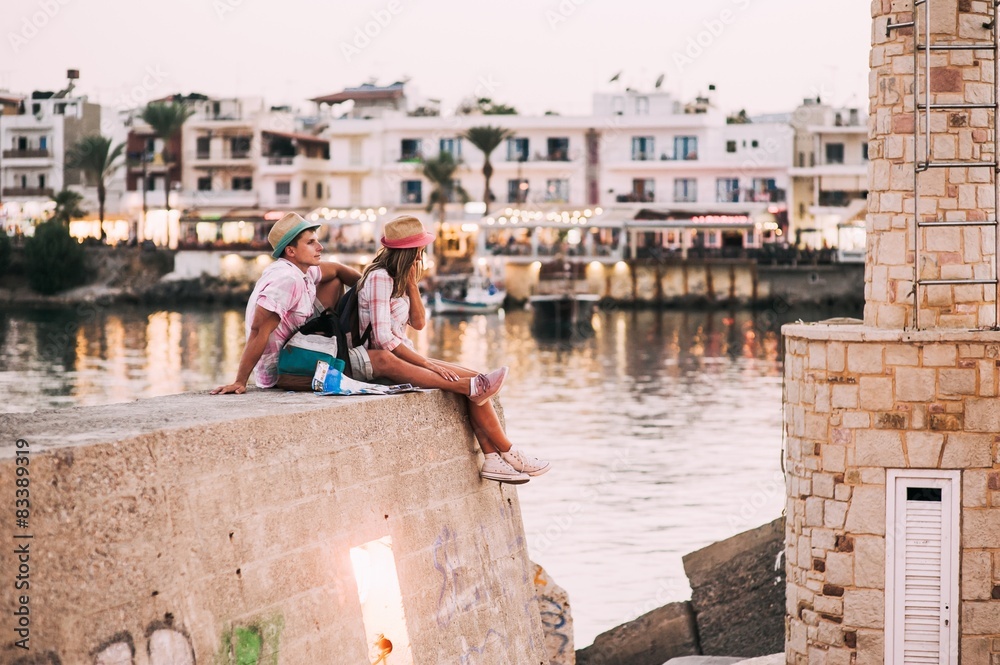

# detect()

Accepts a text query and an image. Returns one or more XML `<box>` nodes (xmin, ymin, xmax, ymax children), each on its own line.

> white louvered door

<box><xmin>886</xmin><ymin>471</ymin><xmax>959</xmax><ymax>665</ymax></box>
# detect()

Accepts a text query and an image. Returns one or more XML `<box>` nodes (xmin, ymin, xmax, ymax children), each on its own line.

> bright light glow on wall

<box><xmin>350</xmin><ymin>537</ymin><xmax>412</xmax><ymax>665</ymax></box>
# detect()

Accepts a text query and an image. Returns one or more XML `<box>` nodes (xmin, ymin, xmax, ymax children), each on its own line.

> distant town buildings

<box><xmin>0</xmin><ymin>75</ymin><xmax>868</xmax><ymax>264</ymax></box>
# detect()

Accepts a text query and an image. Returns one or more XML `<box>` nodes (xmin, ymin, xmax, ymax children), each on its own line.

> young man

<box><xmin>211</xmin><ymin>213</ymin><xmax>506</xmax><ymax>405</ymax></box>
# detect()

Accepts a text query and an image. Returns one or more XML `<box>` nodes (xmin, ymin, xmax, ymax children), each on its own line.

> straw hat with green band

<box><xmin>268</xmin><ymin>212</ymin><xmax>320</xmax><ymax>259</ymax></box>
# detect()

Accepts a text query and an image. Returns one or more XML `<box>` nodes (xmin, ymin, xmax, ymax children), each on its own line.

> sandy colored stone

<box><xmin>847</xmin><ymin>344</ymin><xmax>884</xmax><ymax>374</ymax></box>
<box><xmin>853</xmin><ymin>536</ymin><xmax>885</xmax><ymax>590</ymax></box>
<box><xmin>856</xmin><ymin>430</ymin><xmax>906</xmax><ymax>467</ymax></box>
<box><xmin>842</xmin><ymin>589</ymin><xmax>884</xmax><ymax>629</ymax></box>
<box><xmin>895</xmin><ymin>367</ymin><xmax>936</xmax><ymax>401</ymax></box>
<box><xmin>844</xmin><ymin>486</ymin><xmax>886</xmax><ymax>536</ymax></box>
<box><xmin>963</xmin><ymin>508</ymin><xmax>1000</xmax><ymax>548</ymax></box>
<box><xmin>962</xmin><ymin>601</ymin><xmax>1000</xmax><ymax>635</ymax></box>
<box><xmin>961</xmin><ymin>551</ymin><xmax>993</xmax><ymax>600</ymax></box>
<box><xmin>965</xmin><ymin>398</ymin><xmax>1000</xmax><ymax>432</ymax></box>
<box><xmin>906</xmin><ymin>431</ymin><xmax>945</xmax><ymax>467</ymax></box>
<box><xmin>825</xmin><ymin>552</ymin><xmax>854</xmax><ymax>587</ymax></box>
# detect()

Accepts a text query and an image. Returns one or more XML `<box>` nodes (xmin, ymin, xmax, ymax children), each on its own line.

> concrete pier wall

<box><xmin>504</xmin><ymin>261</ymin><xmax>865</xmax><ymax>306</ymax></box>
<box><xmin>0</xmin><ymin>391</ymin><xmax>546</xmax><ymax>664</ymax></box>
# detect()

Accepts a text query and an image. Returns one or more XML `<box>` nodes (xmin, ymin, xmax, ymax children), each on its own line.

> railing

<box><xmin>3</xmin><ymin>149</ymin><xmax>50</xmax><ymax>159</ymax></box>
<box><xmin>267</xmin><ymin>156</ymin><xmax>295</xmax><ymax>165</ymax></box>
<box><xmin>2</xmin><ymin>187</ymin><xmax>54</xmax><ymax>197</ymax></box>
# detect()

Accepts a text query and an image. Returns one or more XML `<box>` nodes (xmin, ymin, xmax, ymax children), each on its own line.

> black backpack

<box><xmin>296</xmin><ymin>285</ymin><xmax>372</xmax><ymax>378</ymax></box>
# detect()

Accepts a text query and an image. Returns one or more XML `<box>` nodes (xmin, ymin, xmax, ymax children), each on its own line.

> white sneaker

<box><xmin>480</xmin><ymin>452</ymin><xmax>530</xmax><ymax>484</ymax></box>
<box><xmin>502</xmin><ymin>446</ymin><xmax>551</xmax><ymax>477</ymax></box>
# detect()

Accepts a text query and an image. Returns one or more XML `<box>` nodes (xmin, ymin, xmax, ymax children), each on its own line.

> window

<box><xmin>674</xmin><ymin>136</ymin><xmax>698</xmax><ymax>160</ymax></box>
<box><xmin>302</xmin><ymin>181</ymin><xmax>308</xmax><ymax>198</ymax></box>
<box><xmin>507</xmin><ymin>137</ymin><xmax>529</xmax><ymax>162</ymax></box>
<box><xmin>545</xmin><ymin>178</ymin><xmax>569</xmax><ymax>202</ymax></box>
<box><xmin>825</xmin><ymin>142</ymin><xmax>845</xmax><ymax>164</ymax></box>
<box><xmin>316</xmin><ymin>182</ymin><xmax>323</xmax><ymax>199</ymax></box>
<box><xmin>38</xmin><ymin>174</ymin><xmax>45</xmax><ymax>189</ymax></box>
<box><xmin>862</xmin><ymin>143</ymin><xmax>869</xmax><ymax>161</ymax></box>
<box><xmin>146</xmin><ymin>175</ymin><xmax>158</xmax><ymax>191</ymax></box>
<box><xmin>632</xmin><ymin>179</ymin><xmax>655</xmax><ymax>202</ymax></box>
<box><xmin>230</xmin><ymin>136</ymin><xmax>251</xmax><ymax>159</ymax></box>
<box><xmin>673</xmin><ymin>178</ymin><xmax>697</xmax><ymax>203</ymax></box>
<box><xmin>400</xmin><ymin>139</ymin><xmax>422</xmax><ymax>161</ymax></box>
<box><xmin>507</xmin><ymin>179</ymin><xmax>529</xmax><ymax>203</ymax></box>
<box><xmin>439</xmin><ymin>138</ymin><xmax>461</xmax><ymax>159</ymax></box>
<box><xmin>197</xmin><ymin>177</ymin><xmax>212</xmax><ymax>191</ymax></box>
<box><xmin>751</xmin><ymin>178</ymin><xmax>777</xmax><ymax>202</ymax></box>
<box><xmin>233</xmin><ymin>177</ymin><xmax>252</xmax><ymax>191</ymax></box>
<box><xmin>885</xmin><ymin>471</ymin><xmax>959</xmax><ymax>665</ymax></box>
<box><xmin>196</xmin><ymin>137</ymin><xmax>210</xmax><ymax>159</ymax></box>
<box><xmin>401</xmin><ymin>180</ymin><xmax>422</xmax><ymax>204</ymax></box>
<box><xmin>631</xmin><ymin>136</ymin><xmax>655</xmax><ymax>161</ymax></box>
<box><xmin>751</xmin><ymin>139</ymin><xmax>759</xmax><ymax>148</ymax></box>
<box><xmin>547</xmin><ymin>137</ymin><xmax>569</xmax><ymax>161</ymax></box>
<box><xmin>716</xmin><ymin>178</ymin><xmax>740</xmax><ymax>203</ymax></box>
<box><xmin>726</xmin><ymin>140</ymin><xmax>737</xmax><ymax>153</ymax></box>
<box><xmin>38</xmin><ymin>136</ymin><xmax>47</xmax><ymax>150</ymax></box>
<box><xmin>446</xmin><ymin>179</ymin><xmax>464</xmax><ymax>203</ymax></box>
<box><xmin>276</xmin><ymin>181</ymin><xmax>291</xmax><ymax>203</ymax></box>
<box><xmin>635</xmin><ymin>96</ymin><xmax>649</xmax><ymax>115</ymax></box>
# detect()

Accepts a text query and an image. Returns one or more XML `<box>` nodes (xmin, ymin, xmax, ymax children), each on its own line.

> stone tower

<box><xmin>783</xmin><ymin>1</ymin><xmax>1000</xmax><ymax>663</ymax></box>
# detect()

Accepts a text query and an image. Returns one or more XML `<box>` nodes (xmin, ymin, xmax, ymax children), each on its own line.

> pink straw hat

<box><xmin>381</xmin><ymin>216</ymin><xmax>435</xmax><ymax>249</ymax></box>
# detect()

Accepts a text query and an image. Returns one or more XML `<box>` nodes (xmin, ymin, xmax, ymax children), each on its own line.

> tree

<box><xmin>49</xmin><ymin>189</ymin><xmax>87</xmax><ymax>226</ymax></box>
<box><xmin>66</xmin><ymin>135</ymin><xmax>124</xmax><ymax>243</ymax></box>
<box><xmin>140</xmin><ymin>102</ymin><xmax>194</xmax><ymax>215</ymax></box>
<box><xmin>457</xmin><ymin>97</ymin><xmax>518</xmax><ymax>115</ymax></box>
<box><xmin>462</xmin><ymin>125</ymin><xmax>514</xmax><ymax>207</ymax></box>
<box><xmin>24</xmin><ymin>220</ymin><xmax>86</xmax><ymax>294</ymax></box>
<box><xmin>421</xmin><ymin>152</ymin><xmax>470</xmax><ymax>259</ymax></box>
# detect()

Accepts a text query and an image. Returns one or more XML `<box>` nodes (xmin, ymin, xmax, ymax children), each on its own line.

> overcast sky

<box><xmin>2</xmin><ymin>0</ymin><xmax>872</xmax><ymax>117</ymax></box>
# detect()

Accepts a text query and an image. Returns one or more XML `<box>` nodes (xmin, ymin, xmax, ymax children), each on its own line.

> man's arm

<box><xmin>319</xmin><ymin>262</ymin><xmax>361</xmax><ymax>287</ymax></box>
<box><xmin>210</xmin><ymin>305</ymin><xmax>280</xmax><ymax>394</ymax></box>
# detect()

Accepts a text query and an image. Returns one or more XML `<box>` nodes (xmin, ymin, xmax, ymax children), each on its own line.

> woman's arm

<box><xmin>406</xmin><ymin>264</ymin><xmax>426</xmax><ymax>331</ymax></box>
<box><xmin>389</xmin><ymin>339</ymin><xmax>461</xmax><ymax>381</ymax></box>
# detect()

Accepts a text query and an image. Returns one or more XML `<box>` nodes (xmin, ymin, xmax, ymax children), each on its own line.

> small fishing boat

<box><xmin>432</xmin><ymin>274</ymin><xmax>507</xmax><ymax>314</ymax></box>
<box><xmin>528</xmin><ymin>259</ymin><xmax>600</xmax><ymax>336</ymax></box>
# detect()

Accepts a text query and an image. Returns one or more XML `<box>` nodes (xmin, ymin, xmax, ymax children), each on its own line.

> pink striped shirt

<box><xmin>246</xmin><ymin>259</ymin><xmax>322</xmax><ymax>388</ymax></box>
<box><xmin>357</xmin><ymin>269</ymin><xmax>414</xmax><ymax>352</ymax></box>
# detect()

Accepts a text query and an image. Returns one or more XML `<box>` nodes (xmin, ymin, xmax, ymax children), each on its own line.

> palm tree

<box><xmin>66</xmin><ymin>135</ymin><xmax>124</xmax><ymax>243</ymax></box>
<box><xmin>140</xmin><ymin>102</ymin><xmax>194</xmax><ymax>215</ymax></box>
<box><xmin>422</xmin><ymin>152</ymin><xmax>470</xmax><ymax>221</ymax></box>
<box><xmin>49</xmin><ymin>189</ymin><xmax>87</xmax><ymax>226</ymax></box>
<box><xmin>462</xmin><ymin>125</ymin><xmax>513</xmax><ymax>207</ymax></box>
<box><xmin>421</xmin><ymin>152</ymin><xmax>469</xmax><ymax>260</ymax></box>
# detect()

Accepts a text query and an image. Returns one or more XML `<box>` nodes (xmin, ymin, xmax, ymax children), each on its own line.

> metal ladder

<box><xmin>889</xmin><ymin>0</ymin><xmax>1000</xmax><ymax>330</ymax></box>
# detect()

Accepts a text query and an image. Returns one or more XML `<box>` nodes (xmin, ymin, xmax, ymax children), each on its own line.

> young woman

<box><xmin>357</xmin><ymin>215</ymin><xmax>550</xmax><ymax>484</ymax></box>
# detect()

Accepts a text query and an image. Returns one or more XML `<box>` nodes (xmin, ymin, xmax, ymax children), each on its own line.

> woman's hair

<box><xmin>360</xmin><ymin>245</ymin><xmax>422</xmax><ymax>298</ymax></box>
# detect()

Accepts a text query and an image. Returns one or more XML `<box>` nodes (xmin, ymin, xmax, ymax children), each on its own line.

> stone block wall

<box><xmin>867</xmin><ymin>0</ymin><xmax>998</xmax><ymax>329</ymax></box>
<box><xmin>783</xmin><ymin>323</ymin><xmax>1000</xmax><ymax>665</ymax></box>
<box><xmin>0</xmin><ymin>391</ymin><xmax>546</xmax><ymax>664</ymax></box>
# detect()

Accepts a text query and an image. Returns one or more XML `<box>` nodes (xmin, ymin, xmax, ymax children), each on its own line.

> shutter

<box><xmin>886</xmin><ymin>471</ymin><xmax>958</xmax><ymax>665</ymax></box>
<box><xmin>901</xmin><ymin>489</ymin><xmax>943</xmax><ymax>663</ymax></box>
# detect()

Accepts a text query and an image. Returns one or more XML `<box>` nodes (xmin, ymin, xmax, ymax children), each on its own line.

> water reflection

<box><xmin>0</xmin><ymin>302</ymin><xmax>855</xmax><ymax>646</ymax></box>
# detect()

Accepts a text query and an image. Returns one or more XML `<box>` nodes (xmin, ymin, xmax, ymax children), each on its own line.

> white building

<box><xmin>0</xmin><ymin>81</ymin><xmax>108</xmax><ymax>237</ymax></box>
<box><xmin>788</xmin><ymin>97</ymin><xmax>869</xmax><ymax>254</ymax></box>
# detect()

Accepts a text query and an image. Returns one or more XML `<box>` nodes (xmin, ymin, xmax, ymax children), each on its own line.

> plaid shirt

<box><xmin>357</xmin><ymin>269</ymin><xmax>414</xmax><ymax>352</ymax></box>
<box><xmin>245</xmin><ymin>259</ymin><xmax>322</xmax><ymax>388</ymax></box>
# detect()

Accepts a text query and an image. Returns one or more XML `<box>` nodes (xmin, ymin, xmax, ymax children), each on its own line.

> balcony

<box><xmin>3</xmin><ymin>187</ymin><xmax>54</xmax><ymax>198</ymax></box>
<box><xmin>3</xmin><ymin>149</ymin><xmax>51</xmax><ymax>159</ymax></box>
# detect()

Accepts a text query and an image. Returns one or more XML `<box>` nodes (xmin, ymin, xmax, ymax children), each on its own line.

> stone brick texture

<box><xmin>866</xmin><ymin>0</ymin><xmax>999</xmax><ymax>330</ymax></box>
<box><xmin>783</xmin><ymin>325</ymin><xmax>1000</xmax><ymax>665</ymax></box>
<box><xmin>0</xmin><ymin>390</ymin><xmax>546</xmax><ymax>664</ymax></box>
